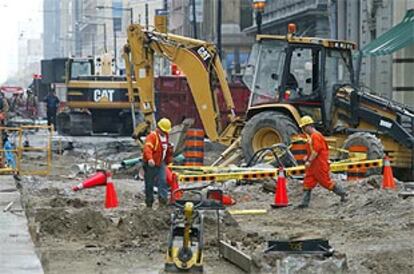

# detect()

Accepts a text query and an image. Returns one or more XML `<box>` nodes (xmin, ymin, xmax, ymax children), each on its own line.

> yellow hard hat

<box><xmin>299</xmin><ymin>115</ymin><xmax>314</xmax><ymax>128</ymax></box>
<box><xmin>157</xmin><ymin>118</ymin><xmax>172</xmax><ymax>133</ymax></box>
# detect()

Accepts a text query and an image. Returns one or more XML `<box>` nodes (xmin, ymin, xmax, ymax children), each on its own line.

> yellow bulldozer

<box><xmin>123</xmin><ymin>21</ymin><xmax>414</xmax><ymax>180</ymax></box>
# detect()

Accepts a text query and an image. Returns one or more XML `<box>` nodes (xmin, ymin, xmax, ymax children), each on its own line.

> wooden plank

<box><xmin>228</xmin><ymin>209</ymin><xmax>267</xmax><ymax>215</ymax></box>
<box><xmin>220</xmin><ymin>241</ymin><xmax>252</xmax><ymax>273</ymax></box>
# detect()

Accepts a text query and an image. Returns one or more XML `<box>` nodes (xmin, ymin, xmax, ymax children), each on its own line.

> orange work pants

<box><xmin>303</xmin><ymin>161</ymin><xmax>335</xmax><ymax>191</ymax></box>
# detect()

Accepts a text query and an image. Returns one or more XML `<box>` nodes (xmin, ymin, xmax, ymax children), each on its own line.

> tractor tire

<box><xmin>241</xmin><ymin>111</ymin><xmax>299</xmax><ymax>162</ymax></box>
<box><xmin>342</xmin><ymin>132</ymin><xmax>384</xmax><ymax>175</ymax></box>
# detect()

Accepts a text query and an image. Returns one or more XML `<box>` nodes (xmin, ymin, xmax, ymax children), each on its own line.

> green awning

<box><xmin>361</xmin><ymin>9</ymin><xmax>414</xmax><ymax>56</ymax></box>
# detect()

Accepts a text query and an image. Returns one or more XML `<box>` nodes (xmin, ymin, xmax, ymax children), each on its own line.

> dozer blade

<box><xmin>68</xmin><ymin>112</ymin><xmax>92</xmax><ymax>136</ymax></box>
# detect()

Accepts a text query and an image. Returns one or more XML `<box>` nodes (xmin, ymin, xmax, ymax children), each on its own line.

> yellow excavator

<box><xmin>123</xmin><ymin>21</ymin><xmax>414</xmax><ymax>180</ymax></box>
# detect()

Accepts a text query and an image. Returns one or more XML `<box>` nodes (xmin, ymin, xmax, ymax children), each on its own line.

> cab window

<box><xmin>283</xmin><ymin>46</ymin><xmax>321</xmax><ymax>101</ymax></box>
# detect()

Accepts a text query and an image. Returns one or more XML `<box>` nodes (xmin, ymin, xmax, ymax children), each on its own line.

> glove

<box><xmin>148</xmin><ymin>159</ymin><xmax>155</xmax><ymax>167</ymax></box>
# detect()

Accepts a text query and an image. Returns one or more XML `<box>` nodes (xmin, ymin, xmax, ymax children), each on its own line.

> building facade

<box><xmin>392</xmin><ymin>0</ymin><xmax>414</xmax><ymax>105</ymax></box>
<box><xmin>43</xmin><ymin>0</ymin><xmax>62</xmax><ymax>59</ymax></box>
<box><xmin>42</xmin><ymin>0</ymin><xmax>130</xmax><ymax>74</ymax></box>
<box><xmin>15</xmin><ymin>19</ymin><xmax>43</xmax><ymax>87</ymax></box>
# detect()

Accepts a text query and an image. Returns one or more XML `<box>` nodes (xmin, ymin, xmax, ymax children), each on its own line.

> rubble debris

<box><xmin>10</xmin><ymin>133</ymin><xmax>413</xmax><ymax>273</ymax></box>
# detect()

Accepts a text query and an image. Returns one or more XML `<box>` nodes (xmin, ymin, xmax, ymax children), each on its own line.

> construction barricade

<box><xmin>0</xmin><ymin>125</ymin><xmax>52</xmax><ymax>176</ymax></box>
<box><xmin>172</xmin><ymin>158</ymin><xmax>384</xmax><ymax>184</ymax></box>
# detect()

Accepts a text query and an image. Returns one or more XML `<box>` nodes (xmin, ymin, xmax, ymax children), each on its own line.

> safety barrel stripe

<box><xmin>184</xmin><ymin>151</ymin><xmax>204</xmax><ymax>158</ymax></box>
<box><xmin>184</xmin><ymin>147</ymin><xmax>204</xmax><ymax>152</ymax></box>
<box><xmin>185</xmin><ymin>136</ymin><xmax>205</xmax><ymax>141</ymax></box>
<box><xmin>184</xmin><ymin>158</ymin><xmax>204</xmax><ymax>163</ymax></box>
<box><xmin>290</xmin><ymin>149</ymin><xmax>308</xmax><ymax>155</ymax></box>
<box><xmin>185</xmin><ymin>140</ymin><xmax>204</xmax><ymax>147</ymax></box>
<box><xmin>186</xmin><ymin>130</ymin><xmax>205</xmax><ymax>137</ymax></box>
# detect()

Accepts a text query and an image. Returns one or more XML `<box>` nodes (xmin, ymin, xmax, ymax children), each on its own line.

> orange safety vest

<box><xmin>143</xmin><ymin>130</ymin><xmax>172</xmax><ymax>166</ymax></box>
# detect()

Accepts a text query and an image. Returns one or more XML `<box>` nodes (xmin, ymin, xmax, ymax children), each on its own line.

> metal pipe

<box><xmin>101</xmin><ymin>24</ymin><xmax>107</xmax><ymax>54</ymax></box>
<box><xmin>130</xmin><ymin>8</ymin><xmax>133</xmax><ymax>24</ymax></box>
<box><xmin>192</xmin><ymin>0</ymin><xmax>198</xmax><ymax>39</ymax></box>
<box><xmin>122</xmin><ymin>50</ymin><xmax>137</xmax><ymax>129</ymax></box>
<box><xmin>216</xmin><ymin>0</ymin><xmax>222</xmax><ymax>57</ymax></box>
<box><xmin>145</xmin><ymin>3</ymin><xmax>149</xmax><ymax>29</ymax></box>
<box><xmin>114</xmin><ymin>29</ymin><xmax>117</xmax><ymax>72</ymax></box>
<box><xmin>256</xmin><ymin>11</ymin><xmax>262</xmax><ymax>34</ymax></box>
<box><xmin>92</xmin><ymin>34</ymin><xmax>95</xmax><ymax>56</ymax></box>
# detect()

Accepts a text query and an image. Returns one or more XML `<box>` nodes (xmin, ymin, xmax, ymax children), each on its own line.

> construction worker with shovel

<box><xmin>143</xmin><ymin>118</ymin><xmax>173</xmax><ymax>208</ymax></box>
<box><xmin>298</xmin><ymin>116</ymin><xmax>348</xmax><ymax>208</ymax></box>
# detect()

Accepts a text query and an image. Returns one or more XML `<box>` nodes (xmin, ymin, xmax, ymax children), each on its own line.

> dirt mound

<box><xmin>30</xmin><ymin>206</ymin><xmax>172</xmax><ymax>245</ymax></box>
<box><xmin>19</xmin><ymin>175</ymin><xmax>241</xmax><ymax>242</ymax></box>
<box><xmin>18</xmin><ymin>170</ymin><xmax>414</xmax><ymax>273</ymax></box>
<box><xmin>360</xmin><ymin>249</ymin><xmax>414</xmax><ymax>274</ymax></box>
<box><xmin>48</xmin><ymin>197</ymin><xmax>89</xmax><ymax>208</ymax></box>
<box><xmin>215</xmin><ymin>173</ymin><xmax>414</xmax><ymax>273</ymax></box>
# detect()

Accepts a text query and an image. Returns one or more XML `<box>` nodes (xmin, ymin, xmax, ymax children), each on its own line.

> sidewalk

<box><xmin>0</xmin><ymin>175</ymin><xmax>43</xmax><ymax>274</ymax></box>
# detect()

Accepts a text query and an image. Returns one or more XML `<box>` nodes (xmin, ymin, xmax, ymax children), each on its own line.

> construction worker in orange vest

<box><xmin>298</xmin><ymin>115</ymin><xmax>348</xmax><ymax>208</ymax></box>
<box><xmin>143</xmin><ymin>118</ymin><xmax>173</xmax><ymax>208</ymax></box>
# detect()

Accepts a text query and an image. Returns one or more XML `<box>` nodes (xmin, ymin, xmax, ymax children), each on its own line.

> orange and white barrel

<box><xmin>184</xmin><ymin>129</ymin><xmax>204</xmax><ymax>166</ymax></box>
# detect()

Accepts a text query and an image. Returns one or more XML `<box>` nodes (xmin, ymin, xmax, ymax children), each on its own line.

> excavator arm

<box><xmin>123</xmin><ymin>24</ymin><xmax>242</xmax><ymax>144</ymax></box>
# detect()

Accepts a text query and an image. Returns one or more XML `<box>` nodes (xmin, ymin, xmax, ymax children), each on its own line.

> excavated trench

<box><xmin>19</xmin><ymin>177</ymin><xmax>246</xmax><ymax>273</ymax></box>
<box><xmin>15</xmin><ymin>135</ymin><xmax>414</xmax><ymax>273</ymax></box>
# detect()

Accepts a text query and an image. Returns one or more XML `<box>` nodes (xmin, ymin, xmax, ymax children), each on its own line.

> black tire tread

<box><xmin>241</xmin><ymin>111</ymin><xmax>299</xmax><ymax>161</ymax></box>
<box><xmin>342</xmin><ymin>132</ymin><xmax>385</xmax><ymax>175</ymax></box>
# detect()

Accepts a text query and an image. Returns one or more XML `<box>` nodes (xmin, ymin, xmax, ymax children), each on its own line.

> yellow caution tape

<box><xmin>177</xmin><ymin>158</ymin><xmax>383</xmax><ymax>183</ymax></box>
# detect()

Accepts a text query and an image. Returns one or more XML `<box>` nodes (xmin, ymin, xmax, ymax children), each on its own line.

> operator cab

<box><xmin>243</xmin><ymin>25</ymin><xmax>356</xmax><ymax>132</ymax></box>
<box><xmin>67</xmin><ymin>58</ymin><xmax>95</xmax><ymax>81</ymax></box>
<box><xmin>67</xmin><ymin>55</ymin><xmax>125</xmax><ymax>81</ymax></box>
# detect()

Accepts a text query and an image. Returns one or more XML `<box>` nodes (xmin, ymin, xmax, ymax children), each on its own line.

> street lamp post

<box><xmin>96</xmin><ymin>5</ymin><xmax>133</xmax><ymax>25</ymax></box>
<box><xmin>252</xmin><ymin>0</ymin><xmax>266</xmax><ymax>35</ymax></box>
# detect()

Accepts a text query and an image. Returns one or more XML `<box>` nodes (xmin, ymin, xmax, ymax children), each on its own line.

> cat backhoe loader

<box><xmin>124</xmin><ymin>22</ymin><xmax>414</xmax><ymax>179</ymax></box>
<box><xmin>123</xmin><ymin>24</ymin><xmax>243</xmax><ymax>145</ymax></box>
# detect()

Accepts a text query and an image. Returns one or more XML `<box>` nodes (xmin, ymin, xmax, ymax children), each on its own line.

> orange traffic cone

<box><xmin>105</xmin><ymin>172</ymin><xmax>119</xmax><ymax>208</ymax></box>
<box><xmin>382</xmin><ymin>156</ymin><xmax>396</xmax><ymax>190</ymax></box>
<box><xmin>207</xmin><ymin>189</ymin><xmax>236</xmax><ymax>206</ymax></box>
<box><xmin>72</xmin><ymin>171</ymin><xmax>107</xmax><ymax>191</ymax></box>
<box><xmin>166</xmin><ymin>168</ymin><xmax>182</xmax><ymax>203</ymax></box>
<box><xmin>222</xmin><ymin>194</ymin><xmax>236</xmax><ymax>206</ymax></box>
<box><xmin>271</xmin><ymin>167</ymin><xmax>289</xmax><ymax>208</ymax></box>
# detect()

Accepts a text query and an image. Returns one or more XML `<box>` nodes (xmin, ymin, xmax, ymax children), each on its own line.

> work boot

<box><xmin>297</xmin><ymin>190</ymin><xmax>311</xmax><ymax>209</ymax></box>
<box><xmin>158</xmin><ymin>198</ymin><xmax>168</xmax><ymax>208</ymax></box>
<box><xmin>145</xmin><ymin>200</ymin><xmax>153</xmax><ymax>209</ymax></box>
<box><xmin>332</xmin><ymin>184</ymin><xmax>348</xmax><ymax>202</ymax></box>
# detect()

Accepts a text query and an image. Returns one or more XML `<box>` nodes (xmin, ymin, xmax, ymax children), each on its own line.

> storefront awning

<box><xmin>361</xmin><ymin>9</ymin><xmax>414</xmax><ymax>56</ymax></box>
